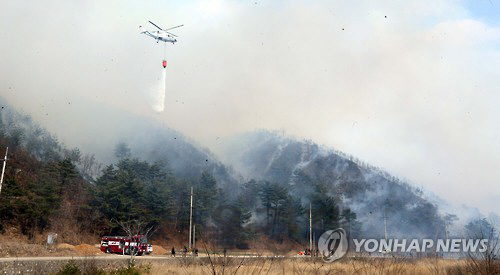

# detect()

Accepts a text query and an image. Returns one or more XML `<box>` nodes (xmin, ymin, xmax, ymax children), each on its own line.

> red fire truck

<box><xmin>100</xmin><ymin>235</ymin><xmax>152</xmax><ymax>255</ymax></box>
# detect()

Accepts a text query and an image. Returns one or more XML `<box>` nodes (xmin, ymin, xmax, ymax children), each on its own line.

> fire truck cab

<box><xmin>100</xmin><ymin>235</ymin><xmax>152</xmax><ymax>256</ymax></box>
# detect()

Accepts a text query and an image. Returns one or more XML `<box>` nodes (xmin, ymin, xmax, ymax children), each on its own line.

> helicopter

<box><xmin>140</xmin><ymin>21</ymin><xmax>183</xmax><ymax>44</ymax></box>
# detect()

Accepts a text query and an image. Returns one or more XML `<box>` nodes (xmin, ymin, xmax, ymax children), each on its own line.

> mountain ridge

<box><xmin>214</xmin><ymin>130</ymin><xmax>446</xmax><ymax>238</ymax></box>
<box><xmin>1</xmin><ymin>96</ymin><xmax>453</xmax><ymax>238</ymax></box>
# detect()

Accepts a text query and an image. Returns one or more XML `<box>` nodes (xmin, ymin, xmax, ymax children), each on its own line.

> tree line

<box><xmin>0</xmin><ymin>136</ymin><xmax>363</xmax><ymax>247</ymax></box>
<box><xmin>1</xmin><ymin>108</ymin><xmax>493</xmax><ymax>248</ymax></box>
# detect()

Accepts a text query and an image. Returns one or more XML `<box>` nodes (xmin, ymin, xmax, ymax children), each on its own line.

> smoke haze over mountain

<box><xmin>1</xmin><ymin>0</ymin><xmax>500</xmax><ymax>216</ymax></box>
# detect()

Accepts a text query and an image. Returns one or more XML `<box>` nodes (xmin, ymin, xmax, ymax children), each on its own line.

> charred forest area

<box><xmin>0</xmin><ymin>98</ymin><xmax>493</xmax><ymax>250</ymax></box>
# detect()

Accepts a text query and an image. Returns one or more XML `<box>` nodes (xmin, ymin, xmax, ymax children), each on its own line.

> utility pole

<box><xmin>313</xmin><ymin>231</ymin><xmax>316</xmax><ymax>256</ymax></box>
<box><xmin>193</xmin><ymin>224</ymin><xmax>196</xmax><ymax>249</ymax></box>
<box><xmin>384</xmin><ymin>210</ymin><xmax>388</xmax><ymax>241</ymax></box>
<box><xmin>188</xmin><ymin>186</ymin><xmax>193</xmax><ymax>249</ymax></box>
<box><xmin>0</xmin><ymin>147</ymin><xmax>8</xmax><ymax>195</ymax></box>
<box><xmin>309</xmin><ymin>202</ymin><xmax>312</xmax><ymax>253</ymax></box>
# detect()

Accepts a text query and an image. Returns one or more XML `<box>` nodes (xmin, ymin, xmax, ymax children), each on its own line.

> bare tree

<box><xmin>113</xmin><ymin>219</ymin><xmax>157</xmax><ymax>266</ymax></box>
<box><xmin>80</xmin><ymin>153</ymin><xmax>102</xmax><ymax>181</ymax></box>
<box><xmin>466</xmin><ymin>222</ymin><xmax>500</xmax><ymax>275</ymax></box>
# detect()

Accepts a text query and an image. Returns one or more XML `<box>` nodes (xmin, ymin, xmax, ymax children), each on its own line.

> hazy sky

<box><xmin>1</xmin><ymin>1</ymin><xmax>500</xmax><ymax>215</ymax></box>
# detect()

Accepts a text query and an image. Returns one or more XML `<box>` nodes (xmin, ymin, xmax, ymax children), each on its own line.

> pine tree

<box><xmin>193</xmin><ymin>171</ymin><xmax>218</xmax><ymax>226</ymax></box>
<box><xmin>310</xmin><ymin>183</ymin><xmax>340</xmax><ymax>231</ymax></box>
<box><xmin>340</xmin><ymin>207</ymin><xmax>361</xmax><ymax>239</ymax></box>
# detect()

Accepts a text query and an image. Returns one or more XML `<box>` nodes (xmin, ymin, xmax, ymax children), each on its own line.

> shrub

<box><xmin>57</xmin><ymin>261</ymin><xmax>81</xmax><ymax>275</ymax></box>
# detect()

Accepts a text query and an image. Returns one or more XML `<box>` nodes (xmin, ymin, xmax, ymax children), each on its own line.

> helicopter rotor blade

<box><xmin>164</xmin><ymin>24</ymin><xmax>184</xmax><ymax>31</ymax></box>
<box><xmin>166</xmin><ymin>31</ymin><xmax>178</xmax><ymax>37</ymax></box>
<box><xmin>148</xmin><ymin>21</ymin><xmax>164</xmax><ymax>30</ymax></box>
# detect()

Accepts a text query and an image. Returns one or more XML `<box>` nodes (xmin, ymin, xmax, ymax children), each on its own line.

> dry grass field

<box><xmin>146</xmin><ymin>257</ymin><xmax>498</xmax><ymax>275</ymax></box>
<box><xmin>0</xmin><ymin>255</ymin><xmax>498</xmax><ymax>274</ymax></box>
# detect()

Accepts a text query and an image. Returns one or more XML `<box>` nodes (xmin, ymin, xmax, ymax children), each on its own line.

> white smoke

<box><xmin>151</xmin><ymin>67</ymin><xmax>166</xmax><ymax>113</ymax></box>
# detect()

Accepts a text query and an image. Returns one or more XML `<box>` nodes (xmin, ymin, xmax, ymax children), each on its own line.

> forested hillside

<box><xmin>0</xmin><ymin>99</ymin><xmax>240</xmax><ymax>244</ymax></box>
<box><xmin>0</xmin><ymin>98</ymin><xmax>481</xmax><ymax>249</ymax></box>
<box><xmin>215</xmin><ymin>131</ymin><xmax>448</xmax><ymax>238</ymax></box>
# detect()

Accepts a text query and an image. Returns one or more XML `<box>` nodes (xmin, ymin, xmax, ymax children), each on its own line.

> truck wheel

<box><xmin>137</xmin><ymin>252</ymin><xmax>143</xmax><ymax>256</ymax></box>
<box><xmin>106</xmin><ymin>247</ymin><xmax>112</xmax><ymax>253</ymax></box>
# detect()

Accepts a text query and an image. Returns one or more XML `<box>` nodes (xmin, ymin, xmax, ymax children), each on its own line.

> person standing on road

<box><xmin>171</xmin><ymin>247</ymin><xmax>176</xmax><ymax>257</ymax></box>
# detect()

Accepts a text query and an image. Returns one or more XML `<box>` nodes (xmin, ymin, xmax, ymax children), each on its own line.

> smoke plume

<box><xmin>151</xmin><ymin>67</ymin><xmax>166</xmax><ymax>113</ymax></box>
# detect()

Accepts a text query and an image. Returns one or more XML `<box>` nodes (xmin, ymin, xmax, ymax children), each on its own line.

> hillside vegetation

<box><xmin>0</xmin><ymin>98</ymin><xmax>492</xmax><ymax>250</ymax></box>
